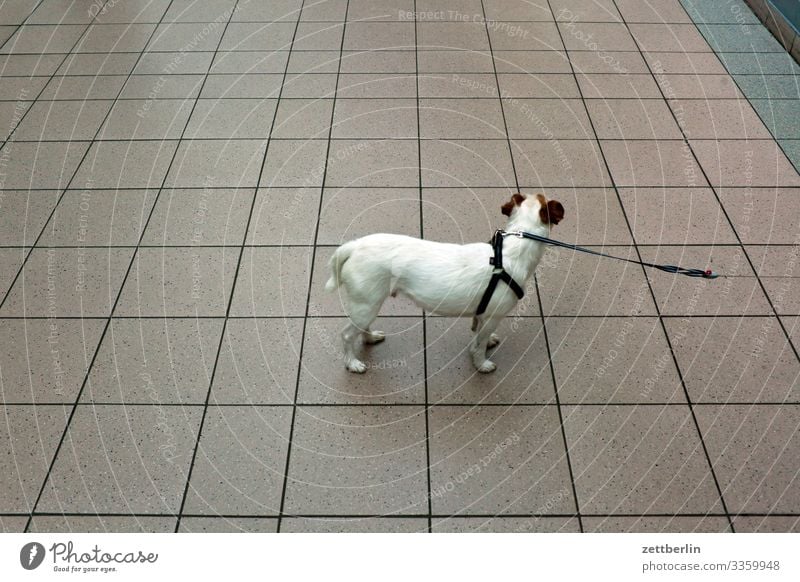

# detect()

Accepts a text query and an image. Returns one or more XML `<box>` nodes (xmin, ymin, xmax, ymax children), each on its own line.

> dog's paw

<box><xmin>476</xmin><ymin>360</ymin><xmax>497</xmax><ymax>374</ymax></box>
<box><xmin>487</xmin><ymin>333</ymin><xmax>501</xmax><ymax>349</ymax></box>
<box><xmin>364</xmin><ymin>330</ymin><xmax>386</xmax><ymax>345</ymax></box>
<box><xmin>346</xmin><ymin>359</ymin><xmax>368</xmax><ymax>373</ymax></box>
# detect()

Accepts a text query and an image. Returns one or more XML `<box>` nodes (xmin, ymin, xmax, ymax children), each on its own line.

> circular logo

<box><xmin>20</xmin><ymin>542</ymin><xmax>45</xmax><ymax>570</ymax></box>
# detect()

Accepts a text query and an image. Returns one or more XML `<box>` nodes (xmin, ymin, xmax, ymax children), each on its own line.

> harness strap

<box><xmin>476</xmin><ymin>231</ymin><xmax>525</xmax><ymax>317</ymax></box>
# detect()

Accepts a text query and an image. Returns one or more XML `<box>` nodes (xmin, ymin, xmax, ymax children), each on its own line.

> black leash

<box><xmin>507</xmin><ymin>230</ymin><xmax>719</xmax><ymax>279</ymax></box>
<box><xmin>475</xmin><ymin>229</ymin><xmax>718</xmax><ymax>318</ymax></box>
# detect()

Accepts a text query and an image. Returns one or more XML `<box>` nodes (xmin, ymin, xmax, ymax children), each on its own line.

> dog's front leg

<box><xmin>470</xmin><ymin>317</ymin><xmax>501</xmax><ymax>373</ymax></box>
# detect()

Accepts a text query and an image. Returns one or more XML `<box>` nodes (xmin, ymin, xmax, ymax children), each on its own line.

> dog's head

<box><xmin>501</xmin><ymin>193</ymin><xmax>564</xmax><ymax>228</ymax></box>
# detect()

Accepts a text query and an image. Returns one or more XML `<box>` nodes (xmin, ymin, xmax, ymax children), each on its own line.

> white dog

<box><xmin>325</xmin><ymin>192</ymin><xmax>564</xmax><ymax>373</ymax></box>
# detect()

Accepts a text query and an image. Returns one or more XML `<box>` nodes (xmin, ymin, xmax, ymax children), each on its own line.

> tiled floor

<box><xmin>1</xmin><ymin>0</ymin><xmax>799</xmax><ymax>534</ymax></box>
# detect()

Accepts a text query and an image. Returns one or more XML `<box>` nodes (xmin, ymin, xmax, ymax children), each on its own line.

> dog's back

<box><xmin>326</xmin><ymin>233</ymin><xmax>494</xmax><ymax>316</ymax></box>
<box><xmin>324</xmin><ymin>234</ymin><xmax>410</xmax><ymax>293</ymax></box>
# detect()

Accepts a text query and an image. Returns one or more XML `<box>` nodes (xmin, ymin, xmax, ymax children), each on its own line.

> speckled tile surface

<box><xmin>1</xmin><ymin>0</ymin><xmax>799</xmax><ymax>534</ymax></box>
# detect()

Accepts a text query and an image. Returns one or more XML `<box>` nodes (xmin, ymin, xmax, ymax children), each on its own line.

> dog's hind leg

<box><xmin>363</xmin><ymin>329</ymin><xmax>386</xmax><ymax>344</ymax></box>
<box><xmin>341</xmin><ymin>298</ymin><xmax>384</xmax><ymax>373</ymax></box>
<box><xmin>470</xmin><ymin>317</ymin><xmax>501</xmax><ymax>373</ymax></box>
<box><xmin>367</xmin><ymin>278</ymin><xmax>397</xmax><ymax>341</ymax></box>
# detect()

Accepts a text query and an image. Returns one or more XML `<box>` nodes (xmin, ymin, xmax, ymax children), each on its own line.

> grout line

<box><xmin>18</xmin><ymin>511</ymin><xmax>800</xmax><ymax>519</ymax></box>
<box><xmin>171</xmin><ymin>0</ymin><xmax>304</xmax><ymax>534</ymax></box>
<box><xmin>483</xmin><ymin>0</ymin><xmax>585</xmax><ymax>532</ymax></box>
<box><xmin>5</xmin><ymin>19</ymin><xmax>791</xmax><ymax>27</ymax></box>
<box><xmin>535</xmin><ymin>271</ymin><xmax>589</xmax><ymax>534</ymax></box>
<box><xmin>0</xmin><ymin>14</ymin><xmax>126</xmax><ymax>267</ymax></box>
<box><xmin>6</xmin><ymin>401</ymin><xmax>800</xmax><ymax>407</ymax></box>
<box><xmin>274</xmin><ymin>0</ymin><xmax>347</xmax><ymax>534</ymax></box>
<box><xmin>684</xmin><ymin>10</ymin><xmax>800</xmax><ymax>175</ymax></box>
<box><xmin>11</xmin><ymin>96</ymin><xmax>800</xmax><ymax>102</ymax></box>
<box><xmin>538</xmin><ymin>0</ymin><xmax>603</xmax><ymax>533</ymax></box>
<box><xmin>412</xmin><ymin>0</ymin><xmax>433</xmax><ymax>533</ymax></box>
<box><xmin>3</xmin><ymin>70</ymin><xmax>799</xmax><ymax>78</ymax></box>
<box><xmin>1</xmin><ymin>184</ymin><xmax>797</xmax><ymax>191</ymax></box>
<box><xmin>0</xmin><ymin>0</ymin><xmax>49</xmax><ymax>56</ymax></box>
<box><xmin>1</xmin><ymin>22</ymin><xmax>113</xmax><ymax>144</ymax></box>
<box><xmin>4</xmin><ymin>136</ymin><xmax>797</xmax><ymax>143</ymax></box>
<box><xmin>19</xmin><ymin>0</ymin><xmax>183</xmax><ymax>533</ymax></box>
<box><xmin>553</xmin><ymin>0</ymin><xmax>736</xmax><ymax>533</ymax></box>
<box><xmin>0</xmin><ymin>0</ymin><xmax>47</xmax><ymax>53</ymax></box>
<box><xmin>0</xmin><ymin>12</ymin><xmax>177</xmax><ymax>314</ymax></box>
<box><xmin>609</xmin><ymin>0</ymin><xmax>746</xmax><ymax>532</ymax></box>
<box><xmin>1</xmin><ymin>48</ymin><xmax>793</xmax><ymax>55</ymax></box>
<box><xmin>4</xmin><ymin>243</ymin><xmax>796</xmax><ymax>249</ymax></box>
<box><xmin>4</xmin><ymin>313</ymin><xmax>799</xmax><ymax>322</ymax></box>
<box><xmin>662</xmin><ymin>5</ymin><xmax>800</xmax><ymax>363</ymax></box>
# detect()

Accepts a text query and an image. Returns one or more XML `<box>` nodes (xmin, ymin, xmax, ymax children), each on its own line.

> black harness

<box><xmin>475</xmin><ymin>230</ymin><xmax>525</xmax><ymax>317</ymax></box>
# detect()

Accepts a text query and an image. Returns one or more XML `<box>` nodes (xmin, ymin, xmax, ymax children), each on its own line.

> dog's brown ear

<box><xmin>540</xmin><ymin>200</ymin><xmax>565</xmax><ymax>225</ymax></box>
<box><xmin>501</xmin><ymin>193</ymin><xmax>525</xmax><ymax>217</ymax></box>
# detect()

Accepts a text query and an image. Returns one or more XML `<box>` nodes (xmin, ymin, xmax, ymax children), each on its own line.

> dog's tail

<box><xmin>325</xmin><ymin>241</ymin><xmax>355</xmax><ymax>292</ymax></box>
